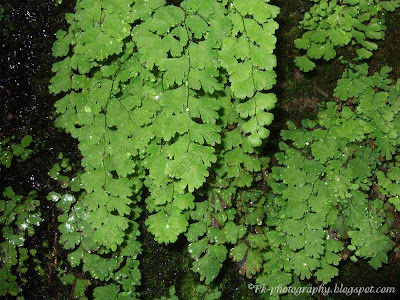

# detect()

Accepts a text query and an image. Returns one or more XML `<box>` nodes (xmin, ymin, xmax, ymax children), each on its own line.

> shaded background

<box><xmin>1</xmin><ymin>0</ymin><xmax>400</xmax><ymax>299</ymax></box>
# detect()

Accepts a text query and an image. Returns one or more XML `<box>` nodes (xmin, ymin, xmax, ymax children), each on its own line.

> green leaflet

<box><xmin>61</xmin><ymin>274</ymin><xmax>91</xmax><ymax>298</ymax></box>
<box><xmin>294</xmin><ymin>0</ymin><xmax>400</xmax><ymax>71</ymax></box>
<box><xmin>259</xmin><ymin>64</ymin><xmax>399</xmax><ymax>291</ymax></box>
<box><xmin>187</xmin><ymin>194</ymin><xmax>229</xmax><ymax>285</ymax></box>
<box><xmin>193</xmin><ymin>285</ymin><xmax>222</xmax><ymax>300</ymax></box>
<box><xmin>155</xmin><ymin>284</ymin><xmax>222</xmax><ymax>300</ymax></box>
<box><xmin>155</xmin><ymin>286</ymin><xmax>179</xmax><ymax>300</ymax></box>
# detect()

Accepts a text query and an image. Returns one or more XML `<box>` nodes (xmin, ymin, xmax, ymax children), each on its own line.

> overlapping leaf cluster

<box><xmin>155</xmin><ymin>284</ymin><xmax>222</xmax><ymax>300</ymax></box>
<box><xmin>155</xmin><ymin>286</ymin><xmax>179</xmax><ymax>300</ymax></box>
<box><xmin>0</xmin><ymin>136</ymin><xmax>33</xmax><ymax>169</ymax></box>
<box><xmin>257</xmin><ymin>64</ymin><xmax>399</xmax><ymax>296</ymax></box>
<box><xmin>50</xmin><ymin>0</ymin><xmax>148</xmax><ymax>297</ymax></box>
<box><xmin>180</xmin><ymin>0</ymin><xmax>279</xmax><ymax>282</ymax></box>
<box><xmin>0</xmin><ymin>135</ymin><xmax>41</xmax><ymax>298</ymax></box>
<box><xmin>130</xmin><ymin>0</ymin><xmax>279</xmax><ymax>249</ymax></box>
<box><xmin>0</xmin><ymin>187</ymin><xmax>41</xmax><ymax>297</ymax></box>
<box><xmin>378</xmin><ymin>156</ymin><xmax>400</xmax><ymax>210</ymax></box>
<box><xmin>48</xmin><ymin>155</ymin><xmax>142</xmax><ymax>299</ymax></box>
<box><xmin>294</xmin><ymin>0</ymin><xmax>400</xmax><ymax>71</ymax></box>
<box><xmin>50</xmin><ymin>0</ymin><xmax>280</xmax><ymax>292</ymax></box>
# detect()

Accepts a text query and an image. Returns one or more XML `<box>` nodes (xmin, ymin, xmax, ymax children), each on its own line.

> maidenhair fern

<box><xmin>258</xmin><ymin>64</ymin><xmax>399</xmax><ymax>296</ymax></box>
<box><xmin>155</xmin><ymin>286</ymin><xmax>179</xmax><ymax>300</ymax></box>
<box><xmin>48</xmin><ymin>0</ymin><xmax>400</xmax><ymax>298</ymax></box>
<box><xmin>154</xmin><ymin>285</ymin><xmax>222</xmax><ymax>300</ymax></box>
<box><xmin>294</xmin><ymin>0</ymin><xmax>400</xmax><ymax>71</ymax></box>
<box><xmin>50</xmin><ymin>0</ymin><xmax>279</xmax><ymax>294</ymax></box>
<box><xmin>0</xmin><ymin>136</ymin><xmax>33</xmax><ymax>169</ymax></box>
<box><xmin>378</xmin><ymin>157</ymin><xmax>400</xmax><ymax>210</ymax></box>
<box><xmin>0</xmin><ymin>134</ymin><xmax>41</xmax><ymax>298</ymax></box>
<box><xmin>48</xmin><ymin>154</ymin><xmax>142</xmax><ymax>299</ymax></box>
<box><xmin>0</xmin><ymin>187</ymin><xmax>41</xmax><ymax>297</ymax></box>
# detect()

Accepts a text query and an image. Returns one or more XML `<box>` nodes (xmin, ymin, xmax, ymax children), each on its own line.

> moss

<box><xmin>215</xmin><ymin>261</ymin><xmax>260</xmax><ymax>300</ymax></box>
<box><xmin>180</xmin><ymin>266</ymin><xmax>199</xmax><ymax>299</ymax></box>
<box><xmin>138</xmin><ymin>220</ymin><xmax>193</xmax><ymax>299</ymax></box>
<box><xmin>328</xmin><ymin>259</ymin><xmax>400</xmax><ymax>299</ymax></box>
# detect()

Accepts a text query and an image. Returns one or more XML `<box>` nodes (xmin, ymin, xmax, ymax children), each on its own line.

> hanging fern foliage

<box><xmin>258</xmin><ymin>64</ymin><xmax>400</xmax><ymax>295</ymax></box>
<box><xmin>50</xmin><ymin>0</ymin><xmax>279</xmax><ymax>296</ymax></box>
<box><xmin>49</xmin><ymin>0</ymin><xmax>400</xmax><ymax>298</ymax></box>
<box><xmin>294</xmin><ymin>0</ymin><xmax>400</xmax><ymax>71</ymax></box>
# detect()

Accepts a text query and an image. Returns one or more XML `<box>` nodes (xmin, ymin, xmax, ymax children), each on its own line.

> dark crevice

<box><xmin>166</xmin><ymin>0</ymin><xmax>184</xmax><ymax>6</ymax></box>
